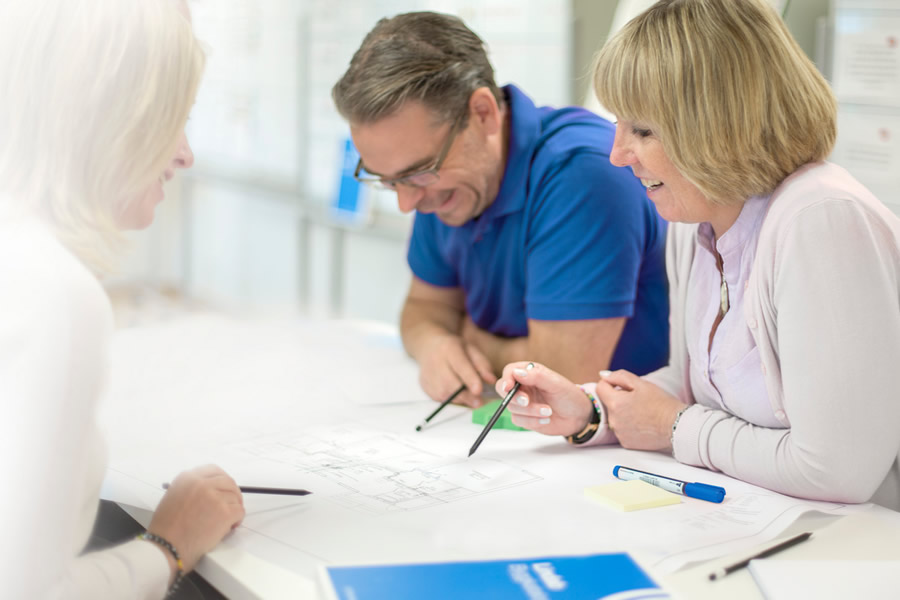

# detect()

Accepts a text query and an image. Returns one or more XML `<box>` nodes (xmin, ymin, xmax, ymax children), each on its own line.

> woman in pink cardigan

<box><xmin>497</xmin><ymin>0</ymin><xmax>900</xmax><ymax>510</ymax></box>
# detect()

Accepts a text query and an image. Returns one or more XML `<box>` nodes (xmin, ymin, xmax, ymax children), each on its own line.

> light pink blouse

<box><xmin>686</xmin><ymin>195</ymin><xmax>782</xmax><ymax>427</ymax></box>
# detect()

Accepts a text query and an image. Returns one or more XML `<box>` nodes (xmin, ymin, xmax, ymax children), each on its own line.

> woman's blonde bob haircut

<box><xmin>0</xmin><ymin>0</ymin><xmax>205</xmax><ymax>272</ymax></box>
<box><xmin>593</xmin><ymin>0</ymin><xmax>836</xmax><ymax>205</ymax></box>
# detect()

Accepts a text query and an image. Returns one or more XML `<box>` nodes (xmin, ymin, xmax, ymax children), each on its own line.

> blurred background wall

<box><xmin>110</xmin><ymin>0</ymin><xmax>899</xmax><ymax>326</ymax></box>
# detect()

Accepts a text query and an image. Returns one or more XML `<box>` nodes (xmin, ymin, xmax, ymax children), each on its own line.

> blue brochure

<box><xmin>320</xmin><ymin>552</ymin><xmax>671</xmax><ymax>600</ymax></box>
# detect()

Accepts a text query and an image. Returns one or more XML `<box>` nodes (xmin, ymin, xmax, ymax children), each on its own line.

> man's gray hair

<box><xmin>332</xmin><ymin>11</ymin><xmax>503</xmax><ymax>126</ymax></box>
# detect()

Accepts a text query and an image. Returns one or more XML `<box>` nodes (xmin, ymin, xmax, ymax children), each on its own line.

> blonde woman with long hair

<box><xmin>0</xmin><ymin>1</ymin><xmax>244</xmax><ymax>597</ymax></box>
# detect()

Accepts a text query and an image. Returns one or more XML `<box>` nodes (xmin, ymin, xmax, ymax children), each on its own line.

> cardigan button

<box><xmin>748</xmin><ymin>318</ymin><xmax>757</xmax><ymax>329</ymax></box>
<box><xmin>775</xmin><ymin>409</ymin><xmax>786</xmax><ymax>420</ymax></box>
<box><xmin>760</xmin><ymin>362</ymin><xmax>767</xmax><ymax>375</ymax></box>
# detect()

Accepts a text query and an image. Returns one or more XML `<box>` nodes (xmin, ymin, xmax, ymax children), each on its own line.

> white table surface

<box><xmin>101</xmin><ymin>315</ymin><xmax>900</xmax><ymax>599</ymax></box>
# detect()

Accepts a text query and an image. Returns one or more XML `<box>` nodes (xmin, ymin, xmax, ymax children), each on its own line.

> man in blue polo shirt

<box><xmin>332</xmin><ymin>12</ymin><xmax>668</xmax><ymax>408</ymax></box>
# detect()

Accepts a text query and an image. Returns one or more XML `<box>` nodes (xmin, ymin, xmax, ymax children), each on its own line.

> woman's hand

<box><xmin>596</xmin><ymin>370</ymin><xmax>685</xmax><ymax>451</ymax></box>
<box><xmin>495</xmin><ymin>361</ymin><xmax>593</xmax><ymax>437</ymax></box>
<box><xmin>147</xmin><ymin>464</ymin><xmax>245</xmax><ymax>575</ymax></box>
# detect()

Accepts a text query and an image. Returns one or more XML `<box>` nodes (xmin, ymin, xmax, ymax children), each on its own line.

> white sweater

<box><xmin>649</xmin><ymin>162</ymin><xmax>900</xmax><ymax>509</ymax></box>
<box><xmin>0</xmin><ymin>216</ymin><xmax>169</xmax><ymax>599</ymax></box>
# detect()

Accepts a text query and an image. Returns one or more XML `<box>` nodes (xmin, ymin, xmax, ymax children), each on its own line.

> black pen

<box><xmin>708</xmin><ymin>532</ymin><xmax>812</xmax><ymax>580</ymax></box>
<box><xmin>468</xmin><ymin>362</ymin><xmax>534</xmax><ymax>457</ymax></box>
<box><xmin>415</xmin><ymin>384</ymin><xmax>466</xmax><ymax>431</ymax></box>
<box><xmin>162</xmin><ymin>483</ymin><xmax>312</xmax><ymax>497</ymax></box>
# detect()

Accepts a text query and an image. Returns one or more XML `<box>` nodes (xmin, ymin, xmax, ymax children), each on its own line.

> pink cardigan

<box><xmin>587</xmin><ymin>162</ymin><xmax>900</xmax><ymax>509</ymax></box>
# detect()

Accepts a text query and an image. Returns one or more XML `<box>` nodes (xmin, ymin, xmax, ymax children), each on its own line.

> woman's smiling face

<box><xmin>609</xmin><ymin>119</ymin><xmax>713</xmax><ymax>225</ymax></box>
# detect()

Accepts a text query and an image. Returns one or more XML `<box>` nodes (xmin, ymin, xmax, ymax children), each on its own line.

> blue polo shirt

<box><xmin>407</xmin><ymin>85</ymin><xmax>668</xmax><ymax>375</ymax></box>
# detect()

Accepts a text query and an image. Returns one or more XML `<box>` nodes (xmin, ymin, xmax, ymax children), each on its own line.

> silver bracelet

<box><xmin>670</xmin><ymin>406</ymin><xmax>689</xmax><ymax>451</ymax></box>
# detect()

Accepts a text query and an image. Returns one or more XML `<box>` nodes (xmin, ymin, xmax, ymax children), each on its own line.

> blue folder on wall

<box><xmin>320</xmin><ymin>552</ymin><xmax>671</xmax><ymax>600</ymax></box>
<box><xmin>331</xmin><ymin>137</ymin><xmax>371</xmax><ymax>226</ymax></box>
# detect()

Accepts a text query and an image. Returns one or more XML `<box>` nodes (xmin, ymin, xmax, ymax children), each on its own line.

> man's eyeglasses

<box><xmin>354</xmin><ymin>116</ymin><xmax>464</xmax><ymax>190</ymax></box>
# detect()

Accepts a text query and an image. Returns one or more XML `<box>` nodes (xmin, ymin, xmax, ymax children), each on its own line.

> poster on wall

<box><xmin>831</xmin><ymin>12</ymin><xmax>900</xmax><ymax>107</ymax></box>
<box><xmin>832</xmin><ymin>107</ymin><xmax>900</xmax><ymax>213</ymax></box>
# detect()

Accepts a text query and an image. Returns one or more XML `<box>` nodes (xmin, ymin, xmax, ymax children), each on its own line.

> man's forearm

<box><xmin>400</xmin><ymin>298</ymin><xmax>464</xmax><ymax>361</ymax></box>
<box><xmin>460</xmin><ymin>320</ymin><xmax>529</xmax><ymax>374</ymax></box>
<box><xmin>464</xmin><ymin>318</ymin><xmax>624</xmax><ymax>384</ymax></box>
<box><xmin>491</xmin><ymin>336</ymin><xmax>611</xmax><ymax>383</ymax></box>
<box><xmin>485</xmin><ymin>335</ymin><xmax>530</xmax><ymax>374</ymax></box>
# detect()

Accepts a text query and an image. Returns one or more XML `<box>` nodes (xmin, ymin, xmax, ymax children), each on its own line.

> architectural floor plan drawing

<box><xmin>230</xmin><ymin>425</ymin><xmax>543</xmax><ymax>514</ymax></box>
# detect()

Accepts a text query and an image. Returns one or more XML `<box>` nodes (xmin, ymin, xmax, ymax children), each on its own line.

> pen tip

<box><xmin>467</xmin><ymin>448</ymin><xmax>475</xmax><ymax>458</ymax></box>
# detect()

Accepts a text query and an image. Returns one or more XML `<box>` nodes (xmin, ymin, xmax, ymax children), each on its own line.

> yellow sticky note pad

<box><xmin>584</xmin><ymin>480</ymin><xmax>681</xmax><ymax>511</ymax></box>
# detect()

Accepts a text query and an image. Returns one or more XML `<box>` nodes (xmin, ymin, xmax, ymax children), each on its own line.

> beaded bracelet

<box><xmin>137</xmin><ymin>532</ymin><xmax>184</xmax><ymax>597</ymax></box>
<box><xmin>582</xmin><ymin>385</ymin><xmax>603</xmax><ymax>416</ymax></box>
<box><xmin>670</xmin><ymin>406</ymin><xmax>689</xmax><ymax>451</ymax></box>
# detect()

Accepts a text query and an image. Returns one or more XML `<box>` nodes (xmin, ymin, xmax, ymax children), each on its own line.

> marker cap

<box><xmin>683</xmin><ymin>482</ymin><xmax>725</xmax><ymax>503</ymax></box>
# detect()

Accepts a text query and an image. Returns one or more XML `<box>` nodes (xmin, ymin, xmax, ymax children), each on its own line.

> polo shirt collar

<box><xmin>468</xmin><ymin>84</ymin><xmax>541</xmax><ymax>239</ymax></box>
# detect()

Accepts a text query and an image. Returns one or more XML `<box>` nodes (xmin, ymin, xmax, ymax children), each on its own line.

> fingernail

<box><xmin>539</xmin><ymin>407</ymin><xmax>552</xmax><ymax>417</ymax></box>
<box><xmin>517</xmin><ymin>396</ymin><xmax>528</xmax><ymax>407</ymax></box>
<box><xmin>598</xmin><ymin>370</ymin><xmax>612</xmax><ymax>378</ymax></box>
<box><xmin>539</xmin><ymin>418</ymin><xmax>550</xmax><ymax>425</ymax></box>
<box><xmin>513</xmin><ymin>368</ymin><xmax>530</xmax><ymax>377</ymax></box>
<box><xmin>500</xmin><ymin>381</ymin><xmax>508</xmax><ymax>394</ymax></box>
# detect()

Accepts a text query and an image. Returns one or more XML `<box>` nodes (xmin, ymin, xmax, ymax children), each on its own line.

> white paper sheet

<box><xmin>100</xmin><ymin>315</ymin><xmax>868</xmax><ymax>583</ymax></box>
<box><xmin>749</xmin><ymin>560</ymin><xmax>900</xmax><ymax>600</ymax></box>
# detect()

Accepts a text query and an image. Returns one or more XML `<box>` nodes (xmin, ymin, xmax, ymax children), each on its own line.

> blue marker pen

<box><xmin>613</xmin><ymin>465</ymin><xmax>725</xmax><ymax>503</ymax></box>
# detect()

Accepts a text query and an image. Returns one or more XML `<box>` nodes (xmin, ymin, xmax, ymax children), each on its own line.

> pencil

<box><xmin>708</xmin><ymin>531</ymin><xmax>812</xmax><ymax>580</ymax></box>
<box><xmin>415</xmin><ymin>383</ymin><xmax>466</xmax><ymax>431</ymax></box>
<box><xmin>468</xmin><ymin>362</ymin><xmax>534</xmax><ymax>457</ymax></box>
<box><xmin>162</xmin><ymin>483</ymin><xmax>311</xmax><ymax>497</ymax></box>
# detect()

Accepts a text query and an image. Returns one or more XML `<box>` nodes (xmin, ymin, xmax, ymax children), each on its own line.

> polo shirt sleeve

<box><xmin>525</xmin><ymin>151</ymin><xmax>649</xmax><ymax>321</ymax></box>
<box><xmin>407</xmin><ymin>212</ymin><xmax>459</xmax><ymax>288</ymax></box>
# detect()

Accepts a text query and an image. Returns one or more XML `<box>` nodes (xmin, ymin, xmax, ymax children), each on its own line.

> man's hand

<box><xmin>416</xmin><ymin>332</ymin><xmax>496</xmax><ymax>407</ymax></box>
<box><xmin>401</xmin><ymin>278</ymin><xmax>498</xmax><ymax>407</ymax></box>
